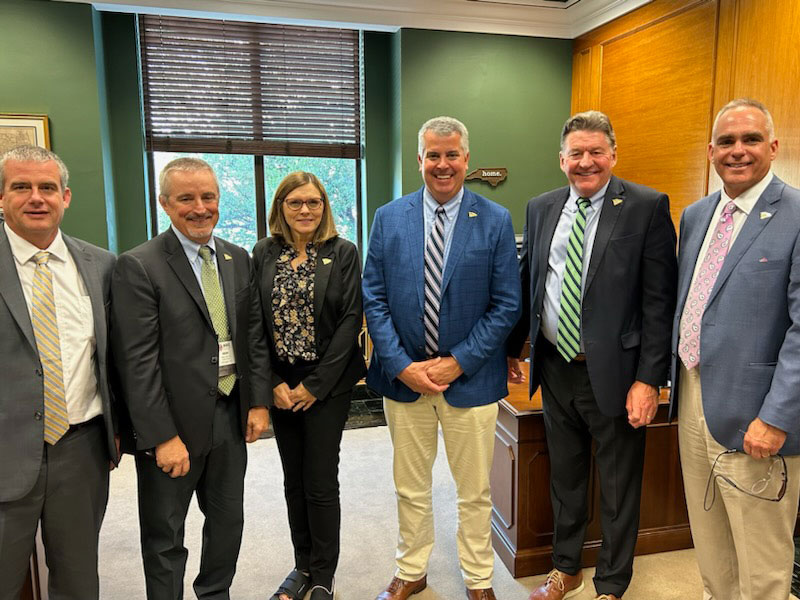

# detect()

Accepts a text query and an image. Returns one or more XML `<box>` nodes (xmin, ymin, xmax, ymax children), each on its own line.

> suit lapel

<box><xmin>215</xmin><ymin>238</ymin><xmax>237</xmax><ymax>338</ymax></box>
<box><xmin>707</xmin><ymin>176</ymin><xmax>784</xmax><ymax>308</ymax></box>
<box><xmin>260</xmin><ymin>241</ymin><xmax>281</xmax><ymax>343</ymax></box>
<box><xmin>163</xmin><ymin>230</ymin><xmax>214</xmax><ymax>330</ymax></box>
<box><xmin>537</xmin><ymin>191</ymin><xmax>569</xmax><ymax>302</ymax></box>
<box><xmin>63</xmin><ymin>234</ymin><xmax>106</xmax><ymax>356</ymax></box>
<box><xmin>441</xmin><ymin>190</ymin><xmax>476</xmax><ymax>294</ymax></box>
<box><xmin>405</xmin><ymin>190</ymin><xmax>425</xmax><ymax>311</ymax></box>
<box><xmin>677</xmin><ymin>193</ymin><xmax>719</xmax><ymax>310</ymax></box>
<box><xmin>314</xmin><ymin>240</ymin><xmax>335</xmax><ymax>325</ymax></box>
<box><xmin>0</xmin><ymin>227</ymin><xmax>37</xmax><ymax>351</ymax></box>
<box><xmin>584</xmin><ymin>176</ymin><xmax>624</xmax><ymax>295</ymax></box>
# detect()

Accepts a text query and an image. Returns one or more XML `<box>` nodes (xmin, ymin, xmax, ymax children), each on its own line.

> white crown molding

<box><xmin>59</xmin><ymin>0</ymin><xmax>652</xmax><ymax>38</ymax></box>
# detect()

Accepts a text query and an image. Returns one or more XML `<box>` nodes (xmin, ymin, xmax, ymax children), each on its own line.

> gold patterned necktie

<box><xmin>31</xmin><ymin>251</ymin><xmax>70</xmax><ymax>444</ymax></box>
<box><xmin>198</xmin><ymin>245</ymin><xmax>236</xmax><ymax>395</ymax></box>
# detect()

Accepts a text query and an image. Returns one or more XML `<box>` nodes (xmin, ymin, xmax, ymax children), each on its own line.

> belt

<box><xmin>572</xmin><ymin>353</ymin><xmax>586</xmax><ymax>362</ymax></box>
<box><xmin>66</xmin><ymin>414</ymin><xmax>103</xmax><ymax>434</ymax></box>
<box><xmin>538</xmin><ymin>335</ymin><xmax>587</xmax><ymax>364</ymax></box>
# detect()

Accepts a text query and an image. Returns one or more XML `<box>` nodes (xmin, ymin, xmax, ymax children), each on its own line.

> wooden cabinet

<box><xmin>490</xmin><ymin>365</ymin><xmax>691</xmax><ymax>577</ymax></box>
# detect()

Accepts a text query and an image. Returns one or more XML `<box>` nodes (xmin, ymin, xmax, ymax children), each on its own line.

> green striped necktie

<box><xmin>198</xmin><ymin>246</ymin><xmax>236</xmax><ymax>395</ymax></box>
<box><xmin>557</xmin><ymin>197</ymin><xmax>591</xmax><ymax>362</ymax></box>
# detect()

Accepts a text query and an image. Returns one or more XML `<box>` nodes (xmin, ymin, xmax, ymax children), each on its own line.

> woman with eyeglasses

<box><xmin>253</xmin><ymin>171</ymin><xmax>366</xmax><ymax>600</ymax></box>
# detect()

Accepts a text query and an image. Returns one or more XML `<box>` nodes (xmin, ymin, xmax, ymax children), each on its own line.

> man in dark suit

<box><xmin>0</xmin><ymin>145</ymin><xmax>118</xmax><ymax>600</ymax></box>
<box><xmin>671</xmin><ymin>98</ymin><xmax>800</xmax><ymax>599</ymax></box>
<box><xmin>363</xmin><ymin>116</ymin><xmax>521</xmax><ymax>600</ymax></box>
<box><xmin>111</xmin><ymin>158</ymin><xmax>271</xmax><ymax>600</ymax></box>
<box><xmin>508</xmin><ymin>111</ymin><xmax>677</xmax><ymax>600</ymax></box>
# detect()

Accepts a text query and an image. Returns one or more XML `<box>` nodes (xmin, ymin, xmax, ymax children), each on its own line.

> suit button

<box><xmin>34</xmin><ymin>411</ymin><xmax>43</xmax><ymax>420</ymax></box>
<box><xmin>35</xmin><ymin>369</ymin><xmax>43</xmax><ymax>377</ymax></box>
<box><xmin>211</xmin><ymin>357</ymin><xmax>218</xmax><ymax>364</ymax></box>
<box><xmin>209</xmin><ymin>389</ymin><xmax>216</xmax><ymax>396</ymax></box>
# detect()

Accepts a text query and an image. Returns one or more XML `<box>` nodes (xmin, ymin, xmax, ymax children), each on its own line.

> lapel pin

<box><xmin>322</xmin><ymin>257</ymin><xmax>332</xmax><ymax>265</ymax></box>
<box><xmin>760</xmin><ymin>211</ymin><xmax>772</xmax><ymax>219</ymax></box>
<box><xmin>468</xmin><ymin>211</ymin><xmax>478</xmax><ymax>217</ymax></box>
<box><xmin>759</xmin><ymin>257</ymin><xmax>769</xmax><ymax>263</ymax></box>
<box><xmin>612</xmin><ymin>198</ymin><xmax>623</xmax><ymax>206</ymax></box>
<box><xmin>223</xmin><ymin>253</ymin><xmax>232</xmax><ymax>260</ymax></box>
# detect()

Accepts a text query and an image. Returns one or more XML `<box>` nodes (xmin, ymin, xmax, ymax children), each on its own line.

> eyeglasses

<box><xmin>704</xmin><ymin>449</ymin><xmax>787</xmax><ymax>511</ymax></box>
<box><xmin>283</xmin><ymin>197</ymin><xmax>323</xmax><ymax>211</ymax></box>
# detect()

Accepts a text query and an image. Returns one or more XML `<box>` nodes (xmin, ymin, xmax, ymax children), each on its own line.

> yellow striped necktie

<box><xmin>198</xmin><ymin>246</ymin><xmax>236</xmax><ymax>395</ymax></box>
<box><xmin>31</xmin><ymin>251</ymin><xmax>70</xmax><ymax>444</ymax></box>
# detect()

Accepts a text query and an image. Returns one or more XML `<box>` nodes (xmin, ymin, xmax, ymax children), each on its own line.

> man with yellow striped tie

<box><xmin>0</xmin><ymin>145</ymin><xmax>119</xmax><ymax>600</ymax></box>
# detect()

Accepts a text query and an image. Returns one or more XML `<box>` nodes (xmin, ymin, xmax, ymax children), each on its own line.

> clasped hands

<box><xmin>273</xmin><ymin>382</ymin><xmax>317</xmax><ymax>412</ymax></box>
<box><xmin>397</xmin><ymin>356</ymin><xmax>463</xmax><ymax>395</ymax></box>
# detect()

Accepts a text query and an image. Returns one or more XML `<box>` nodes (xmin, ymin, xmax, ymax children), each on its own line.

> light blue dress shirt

<box><xmin>170</xmin><ymin>224</ymin><xmax>224</xmax><ymax>297</ymax></box>
<box><xmin>423</xmin><ymin>186</ymin><xmax>464</xmax><ymax>268</ymax></box>
<box><xmin>540</xmin><ymin>181</ymin><xmax>610</xmax><ymax>349</ymax></box>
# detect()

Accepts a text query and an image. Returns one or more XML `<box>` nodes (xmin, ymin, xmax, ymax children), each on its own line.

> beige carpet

<box><xmin>100</xmin><ymin>426</ymin><xmax>707</xmax><ymax>599</ymax></box>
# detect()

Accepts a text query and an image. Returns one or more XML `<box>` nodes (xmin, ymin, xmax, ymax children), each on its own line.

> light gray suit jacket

<box><xmin>0</xmin><ymin>226</ymin><xmax>117</xmax><ymax>502</ymax></box>
<box><xmin>669</xmin><ymin>175</ymin><xmax>800</xmax><ymax>455</ymax></box>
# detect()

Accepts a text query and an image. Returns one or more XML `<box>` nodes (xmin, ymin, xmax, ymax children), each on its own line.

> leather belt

<box><xmin>66</xmin><ymin>414</ymin><xmax>103</xmax><ymax>434</ymax></box>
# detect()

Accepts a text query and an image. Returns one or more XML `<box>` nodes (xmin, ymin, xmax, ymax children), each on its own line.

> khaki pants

<box><xmin>678</xmin><ymin>365</ymin><xmax>800</xmax><ymax>600</ymax></box>
<box><xmin>384</xmin><ymin>395</ymin><xmax>498</xmax><ymax>590</ymax></box>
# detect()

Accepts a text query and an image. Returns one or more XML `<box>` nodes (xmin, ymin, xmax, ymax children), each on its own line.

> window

<box><xmin>140</xmin><ymin>15</ymin><xmax>362</xmax><ymax>249</ymax></box>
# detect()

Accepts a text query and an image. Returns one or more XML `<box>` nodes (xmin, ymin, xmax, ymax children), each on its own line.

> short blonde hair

<box><xmin>268</xmin><ymin>171</ymin><xmax>338</xmax><ymax>245</ymax></box>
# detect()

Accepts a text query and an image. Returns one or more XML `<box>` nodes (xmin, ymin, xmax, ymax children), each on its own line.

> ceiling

<box><xmin>56</xmin><ymin>0</ymin><xmax>652</xmax><ymax>38</ymax></box>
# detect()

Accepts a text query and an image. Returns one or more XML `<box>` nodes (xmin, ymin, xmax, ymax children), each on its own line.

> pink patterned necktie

<box><xmin>678</xmin><ymin>201</ymin><xmax>738</xmax><ymax>369</ymax></box>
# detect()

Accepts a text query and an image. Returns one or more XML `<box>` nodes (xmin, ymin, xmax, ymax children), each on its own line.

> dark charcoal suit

<box><xmin>111</xmin><ymin>227</ymin><xmax>271</xmax><ymax>600</ymax></box>
<box><xmin>508</xmin><ymin>175</ymin><xmax>677</xmax><ymax>597</ymax></box>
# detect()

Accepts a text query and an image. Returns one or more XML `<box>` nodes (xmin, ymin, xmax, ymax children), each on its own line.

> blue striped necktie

<box><xmin>557</xmin><ymin>197</ymin><xmax>591</xmax><ymax>362</ymax></box>
<box><xmin>424</xmin><ymin>206</ymin><xmax>446</xmax><ymax>357</ymax></box>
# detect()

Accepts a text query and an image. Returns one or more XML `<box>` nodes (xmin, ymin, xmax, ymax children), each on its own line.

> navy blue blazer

<box><xmin>362</xmin><ymin>187</ymin><xmax>521</xmax><ymax>407</ymax></box>
<box><xmin>670</xmin><ymin>175</ymin><xmax>800</xmax><ymax>454</ymax></box>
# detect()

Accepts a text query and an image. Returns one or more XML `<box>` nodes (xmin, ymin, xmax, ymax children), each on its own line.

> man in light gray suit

<box><xmin>671</xmin><ymin>98</ymin><xmax>800</xmax><ymax>600</ymax></box>
<box><xmin>0</xmin><ymin>145</ymin><xmax>119</xmax><ymax>600</ymax></box>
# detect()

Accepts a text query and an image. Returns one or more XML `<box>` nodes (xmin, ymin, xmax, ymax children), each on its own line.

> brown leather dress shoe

<box><xmin>528</xmin><ymin>569</ymin><xmax>584</xmax><ymax>600</ymax></box>
<box><xmin>375</xmin><ymin>575</ymin><xmax>427</xmax><ymax>600</ymax></box>
<box><xmin>466</xmin><ymin>587</ymin><xmax>497</xmax><ymax>599</ymax></box>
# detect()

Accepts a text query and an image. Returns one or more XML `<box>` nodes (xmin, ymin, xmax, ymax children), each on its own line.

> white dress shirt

<box><xmin>5</xmin><ymin>223</ymin><xmax>101</xmax><ymax>424</ymax></box>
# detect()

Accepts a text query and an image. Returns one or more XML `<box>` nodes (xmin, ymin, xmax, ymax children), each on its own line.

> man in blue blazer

<box><xmin>0</xmin><ymin>146</ymin><xmax>119</xmax><ymax>599</ymax></box>
<box><xmin>671</xmin><ymin>98</ymin><xmax>800</xmax><ymax>600</ymax></box>
<box><xmin>363</xmin><ymin>116</ymin><xmax>521</xmax><ymax>600</ymax></box>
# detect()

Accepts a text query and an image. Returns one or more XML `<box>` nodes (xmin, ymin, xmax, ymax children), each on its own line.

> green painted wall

<box><xmin>0</xmin><ymin>0</ymin><xmax>113</xmax><ymax>249</ymax></box>
<box><xmin>394</xmin><ymin>28</ymin><xmax>573</xmax><ymax>231</ymax></box>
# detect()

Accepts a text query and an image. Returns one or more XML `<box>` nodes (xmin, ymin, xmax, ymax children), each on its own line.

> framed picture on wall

<box><xmin>0</xmin><ymin>113</ymin><xmax>50</xmax><ymax>154</ymax></box>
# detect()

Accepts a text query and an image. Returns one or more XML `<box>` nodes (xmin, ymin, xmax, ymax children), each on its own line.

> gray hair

<box><xmin>560</xmin><ymin>110</ymin><xmax>616</xmax><ymax>152</ymax></box>
<box><xmin>159</xmin><ymin>157</ymin><xmax>218</xmax><ymax>198</ymax></box>
<box><xmin>712</xmin><ymin>98</ymin><xmax>775</xmax><ymax>141</ymax></box>
<box><xmin>418</xmin><ymin>116</ymin><xmax>470</xmax><ymax>156</ymax></box>
<box><xmin>0</xmin><ymin>145</ymin><xmax>69</xmax><ymax>191</ymax></box>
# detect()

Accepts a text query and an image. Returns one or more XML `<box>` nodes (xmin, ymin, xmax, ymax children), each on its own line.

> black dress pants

<box><xmin>135</xmin><ymin>390</ymin><xmax>247</xmax><ymax>600</ymax></box>
<box><xmin>538</xmin><ymin>338</ymin><xmax>646</xmax><ymax>598</ymax></box>
<box><xmin>270</xmin><ymin>389</ymin><xmax>351</xmax><ymax>589</ymax></box>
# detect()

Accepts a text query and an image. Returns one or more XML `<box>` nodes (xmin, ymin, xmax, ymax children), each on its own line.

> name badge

<box><xmin>219</xmin><ymin>340</ymin><xmax>236</xmax><ymax>374</ymax></box>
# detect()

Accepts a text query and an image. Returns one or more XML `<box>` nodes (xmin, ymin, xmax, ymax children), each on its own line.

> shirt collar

<box><xmin>4</xmin><ymin>222</ymin><xmax>68</xmax><ymax>266</ymax></box>
<box><xmin>423</xmin><ymin>186</ymin><xmax>464</xmax><ymax>220</ymax></box>
<box><xmin>567</xmin><ymin>179</ymin><xmax>610</xmax><ymax>211</ymax></box>
<box><xmin>721</xmin><ymin>170</ymin><xmax>774</xmax><ymax>217</ymax></box>
<box><xmin>171</xmin><ymin>224</ymin><xmax>217</xmax><ymax>260</ymax></box>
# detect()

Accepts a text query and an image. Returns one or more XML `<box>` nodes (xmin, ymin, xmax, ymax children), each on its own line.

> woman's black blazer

<box><xmin>252</xmin><ymin>236</ymin><xmax>366</xmax><ymax>400</ymax></box>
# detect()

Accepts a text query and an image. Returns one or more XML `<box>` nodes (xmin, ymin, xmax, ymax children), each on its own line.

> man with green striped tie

<box><xmin>507</xmin><ymin>111</ymin><xmax>677</xmax><ymax>600</ymax></box>
<box><xmin>0</xmin><ymin>145</ymin><xmax>119</xmax><ymax>599</ymax></box>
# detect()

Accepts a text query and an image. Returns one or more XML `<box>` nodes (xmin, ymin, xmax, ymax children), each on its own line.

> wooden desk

<box><xmin>490</xmin><ymin>363</ymin><xmax>691</xmax><ymax>577</ymax></box>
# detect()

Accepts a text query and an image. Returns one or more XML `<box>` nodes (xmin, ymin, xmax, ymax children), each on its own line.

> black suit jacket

<box><xmin>110</xmin><ymin>228</ymin><xmax>271</xmax><ymax>456</ymax></box>
<box><xmin>252</xmin><ymin>236</ymin><xmax>365</xmax><ymax>400</ymax></box>
<box><xmin>508</xmin><ymin>175</ymin><xmax>678</xmax><ymax>416</ymax></box>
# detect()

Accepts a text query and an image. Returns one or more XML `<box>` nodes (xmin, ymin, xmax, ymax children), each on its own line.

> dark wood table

<box><xmin>490</xmin><ymin>363</ymin><xmax>692</xmax><ymax>577</ymax></box>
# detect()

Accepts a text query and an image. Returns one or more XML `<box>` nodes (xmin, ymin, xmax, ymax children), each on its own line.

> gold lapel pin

<box><xmin>468</xmin><ymin>211</ymin><xmax>478</xmax><ymax>217</ymax></box>
<box><xmin>612</xmin><ymin>198</ymin><xmax>623</xmax><ymax>206</ymax></box>
<box><xmin>760</xmin><ymin>211</ymin><xmax>772</xmax><ymax>220</ymax></box>
<box><xmin>223</xmin><ymin>253</ymin><xmax>233</xmax><ymax>260</ymax></box>
<box><xmin>322</xmin><ymin>257</ymin><xmax>332</xmax><ymax>265</ymax></box>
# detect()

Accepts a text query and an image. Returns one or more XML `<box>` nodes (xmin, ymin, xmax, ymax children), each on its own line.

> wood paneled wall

<box><xmin>572</xmin><ymin>0</ymin><xmax>800</xmax><ymax>225</ymax></box>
